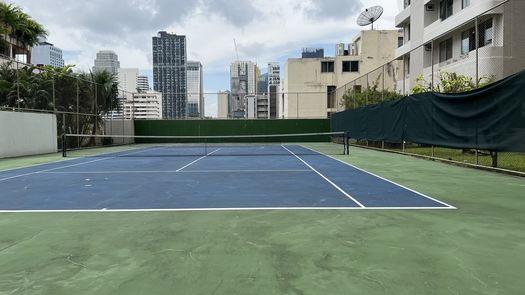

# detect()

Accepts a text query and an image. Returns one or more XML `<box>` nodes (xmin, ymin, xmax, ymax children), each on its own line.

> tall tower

<box><xmin>152</xmin><ymin>31</ymin><xmax>187</xmax><ymax>119</ymax></box>
<box><xmin>93</xmin><ymin>50</ymin><xmax>120</xmax><ymax>74</ymax></box>
<box><xmin>186</xmin><ymin>61</ymin><xmax>204</xmax><ymax>118</ymax></box>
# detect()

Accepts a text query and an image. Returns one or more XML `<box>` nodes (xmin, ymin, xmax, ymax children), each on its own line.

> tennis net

<box><xmin>61</xmin><ymin>132</ymin><xmax>348</xmax><ymax>157</ymax></box>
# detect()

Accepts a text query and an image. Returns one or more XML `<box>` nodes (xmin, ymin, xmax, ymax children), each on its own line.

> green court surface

<box><xmin>1</xmin><ymin>145</ymin><xmax>524</xmax><ymax>294</ymax></box>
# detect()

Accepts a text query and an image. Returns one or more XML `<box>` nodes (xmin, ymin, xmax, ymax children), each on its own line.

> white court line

<box><xmin>281</xmin><ymin>145</ymin><xmax>366</xmax><ymax>208</ymax></box>
<box><xmin>0</xmin><ymin>147</ymin><xmax>162</xmax><ymax>182</ymax></box>
<box><xmin>176</xmin><ymin>149</ymin><xmax>220</xmax><ymax>172</ymax></box>
<box><xmin>0</xmin><ymin>206</ymin><xmax>457</xmax><ymax>213</ymax></box>
<box><xmin>40</xmin><ymin>169</ymin><xmax>312</xmax><ymax>174</ymax></box>
<box><xmin>299</xmin><ymin>145</ymin><xmax>457</xmax><ymax>209</ymax></box>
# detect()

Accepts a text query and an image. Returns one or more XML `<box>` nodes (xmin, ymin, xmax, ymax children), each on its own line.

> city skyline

<box><xmin>13</xmin><ymin>0</ymin><xmax>400</xmax><ymax>117</ymax></box>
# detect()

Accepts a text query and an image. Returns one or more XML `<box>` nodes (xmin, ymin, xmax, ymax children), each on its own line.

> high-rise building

<box><xmin>93</xmin><ymin>50</ymin><xmax>120</xmax><ymax>74</ymax></box>
<box><xmin>230</xmin><ymin>61</ymin><xmax>258</xmax><ymax>118</ymax></box>
<box><xmin>137</xmin><ymin>75</ymin><xmax>149</xmax><ymax>92</ymax></box>
<box><xmin>186</xmin><ymin>61</ymin><xmax>204</xmax><ymax>118</ymax></box>
<box><xmin>118</xmin><ymin>68</ymin><xmax>138</xmax><ymax>96</ymax></box>
<box><xmin>152</xmin><ymin>31</ymin><xmax>187</xmax><ymax>119</ymax></box>
<box><xmin>217</xmin><ymin>91</ymin><xmax>230</xmax><ymax>118</ymax></box>
<box><xmin>267</xmin><ymin>62</ymin><xmax>280</xmax><ymax>119</ymax></box>
<box><xmin>31</xmin><ymin>37</ymin><xmax>64</xmax><ymax>68</ymax></box>
<box><xmin>257</xmin><ymin>73</ymin><xmax>268</xmax><ymax>95</ymax></box>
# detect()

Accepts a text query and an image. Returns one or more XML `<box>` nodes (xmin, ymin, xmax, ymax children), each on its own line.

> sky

<box><xmin>14</xmin><ymin>0</ymin><xmax>401</xmax><ymax>117</ymax></box>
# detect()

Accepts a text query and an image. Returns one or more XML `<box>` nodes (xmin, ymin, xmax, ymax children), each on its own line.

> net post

<box><xmin>345</xmin><ymin>132</ymin><xmax>350</xmax><ymax>155</ymax></box>
<box><xmin>61</xmin><ymin>113</ymin><xmax>67</xmax><ymax>157</ymax></box>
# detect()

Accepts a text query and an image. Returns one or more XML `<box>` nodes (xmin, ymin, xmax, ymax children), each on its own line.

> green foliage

<box><xmin>412</xmin><ymin>71</ymin><xmax>496</xmax><ymax>94</ymax></box>
<box><xmin>0</xmin><ymin>2</ymin><xmax>47</xmax><ymax>48</ymax></box>
<box><xmin>0</xmin><ymin>62</ymin><xmax>120</xmax><ymax>141</ymax></box>
<box><xmin>342</xmin><ymin>78</ymin><xmax>402</xmax><ymax>109</ymax></box>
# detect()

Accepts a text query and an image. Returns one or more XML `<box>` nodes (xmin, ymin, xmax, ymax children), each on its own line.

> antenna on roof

<box><xmin>357</xmin><ymin>5</ymin><xmax>384</xmax><ymax>30</ymax></box>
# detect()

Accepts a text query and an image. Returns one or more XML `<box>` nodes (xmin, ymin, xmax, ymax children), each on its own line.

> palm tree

<box><xmin>0</xmin><ymin>3</ymin><xmax>47</xmax><ymax>60</ymax></box>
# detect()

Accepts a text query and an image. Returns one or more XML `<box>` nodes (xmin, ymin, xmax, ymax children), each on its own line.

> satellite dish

<box><xmin>357</xmin><ymin>6</ymin><xmax>384</xmax><ymax>30</ymax></box>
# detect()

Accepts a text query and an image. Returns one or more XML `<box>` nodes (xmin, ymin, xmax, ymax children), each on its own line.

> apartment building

<box><xmin>31</xmin><ymin>38</ymin><xmax>64</xmax><ymax>68</ymax></box>
<box><xmin>217</xmin><ymin>91</ymin><xmax>230</xmax><ymax>118</ymax></box>
<box><xmin>281</xmin><ymin>30</ymin><xmax>400</xmax><ymax>118</ymax></box>
<box><xmin>123</xmin><ymin>91</ymin><xmax>163</xmax><ymax>120</ymax></box>
<box><xmin>395</xmin><ymin>0</ymin><xmax>525</xmax><ymax>92</ymax></box>
<box><xmin>186</xmin><ymin>61</ymin><xmax>204</xmax><ymax>118</ymax></box>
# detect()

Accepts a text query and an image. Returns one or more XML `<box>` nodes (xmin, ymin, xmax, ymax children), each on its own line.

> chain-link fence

<box><xmin>337</xmin><ymin>0</ymin><xmax>525</xmax><ymax>175</ymax></box>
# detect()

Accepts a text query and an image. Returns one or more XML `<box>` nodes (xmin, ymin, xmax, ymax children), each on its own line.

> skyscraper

<box><xmin>267</xmin><ymin>62</ymin><xmax>280</xmax><ymax>118</ymax></box>
<box><xmin>230</xmin><ymin>61</ymin><xmax>258</xmax><ymax>118</ymax></box>
<box><xmin>152</xmin><ymin>31</ymin><xmax>187</xmax><ymax>119</ymax></box>
<box><xmin>93</xmin><ymin>50</ymin><xmax>120</xmax><ymax>74</ymax></box>
<box><xmin>186</xmin><ymin>61</ymin><xmax>204</xmax><ymax>118</ymax></box>
<box><xmin>137</xmin><ymin>75</ymin><xmax>149</xmax><ymax>92</ymax></box>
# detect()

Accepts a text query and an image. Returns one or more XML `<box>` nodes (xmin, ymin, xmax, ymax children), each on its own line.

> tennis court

<box><xmin>0</xmin><ymin>141</ymin><xmax>453</xmax><ymax>212</ymax></box>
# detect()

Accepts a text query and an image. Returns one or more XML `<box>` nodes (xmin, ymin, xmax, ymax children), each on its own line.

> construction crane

<box><xmin>233</xmin><ymin>38</ymin><xmax>240</xmax><ymax>62</ymax></box>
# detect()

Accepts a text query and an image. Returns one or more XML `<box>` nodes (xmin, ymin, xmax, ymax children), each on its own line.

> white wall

<box><xmin>0</xmin><ymin>111</ymin><xmax>57</xmax><ymax>158</ymax></box>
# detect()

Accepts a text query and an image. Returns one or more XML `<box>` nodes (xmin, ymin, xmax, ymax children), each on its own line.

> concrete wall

<box><xmin>104</xmin><ymin>119</ymin><xmax>134</xmax><ymax>144</ymax></box>
<box><xmin>0</xmin><ymin>111</ymin><xmax>57</xmax><ymax>158</ymax></box>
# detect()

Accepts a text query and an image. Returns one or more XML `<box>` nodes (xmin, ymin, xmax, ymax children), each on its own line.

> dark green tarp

<box><xmin>332</xmin><ymin>69</ymin><xmax>525</xmax><ymax>152</ymax></box>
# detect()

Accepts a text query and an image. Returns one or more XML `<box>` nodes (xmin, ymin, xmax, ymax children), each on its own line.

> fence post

<box><xmin>382</xmin><ymin>65</ymin><xmax>385</xmax><ymax>102</ymax></box>
<box><xmin>430</xmin><ymin>40</ymin><xmax>434</xmax><ymax>91</ymax></box>
<box><xmin>366</xmin><ymin>73</ymin><xmax>369</xmax><ymax>105</ymax></box>
<box><xmin>296</xmin><ymin>92</ymin><xmax>299</xmax><ymax>119</ymax></box>
<box><xmin>475</xmin><ymin>149</ymin><xmax>479</xmax><ymax>166</ymax></box>
<box><xmin>431</xmin><ymin>145</ymin><xmax>435</xmax><ymax>158</ymax></box>
<box><xmin>475</xmin><ymin>17</ymin><xmax>479</xmax><ymax>88</ymax></box>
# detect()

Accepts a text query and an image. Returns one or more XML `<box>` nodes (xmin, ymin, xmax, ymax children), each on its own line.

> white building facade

<box><xmin>395</xmin><ymin>0</ymin><xmax>525</xmax><ymax>93</ymax></box>
<box><xmin>124</xmin><ymin>91</ymin><xmax>163</xmax><ymax>120</ymax></box>
<box><xmin>31</xmin><ymin>38</ymin><xmax>64</xmax><ymax>68</ymax></box>
<box><xmin>137</xmin><ymin>75</ymin><xmax>149</xmax><ymax>92</ymax></box>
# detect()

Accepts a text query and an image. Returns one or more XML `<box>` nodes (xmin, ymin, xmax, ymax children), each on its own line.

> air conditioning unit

<box><xmin>425</xmin><ymin>4</ymin><xmax>435</xmax><ymax>11</ymax></box>
<box><xmin>424</xmin><ymin>43</ymin><xmax>432</xmax><ymax>51</ymax></box>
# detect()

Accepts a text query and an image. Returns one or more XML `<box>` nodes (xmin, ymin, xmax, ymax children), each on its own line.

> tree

<box><xmin>0</xmin><ymin>3</ymin><xmax>47</xmax><ymax>58</ymax></box>
<box><xmin>342</xmin><ymin>77</ymin><xmax>402</xmax><ymax>109</ymax></box>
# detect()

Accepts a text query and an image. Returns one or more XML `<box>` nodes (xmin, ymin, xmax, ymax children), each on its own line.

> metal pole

<box><xmin>52</xmin><ymin>75</ymin><xmax>56</xmax><ymax>112</ymax></box>
<box><xmin>365</xmin><ymin>73</ymin><xmax>369</xmax><ymax>105</ymax></box>
<box><xmin>475</xmin><ymin>17</ymin><xmax>479</xmax><ymax>88</ymax></box>
<box><xmin>76</xmin><ymin>79</ymin><xmax>80</xmax><ymax>147</ymax></box>
<box><xmin>402</xmin><ymin>55</ymin><xmax>406</xmax><ymax>95</ymax></box>
<box><xmin>430</xmin><ymin>40</ymin><xmax>434</xmax><ymax>91</ymax></box>
<box><xmin>296</xmin><ymin>92</ymin><xmax>299</xmax><ymax>118</ymax></box>
<box><xmin>62</xmin><ymin>113</ymin><xmax>66</xmax><ymax>157</ymax></box>
<box><xmin>431</xmin><ymin>145</ymin><xmax>435</xmax><ymax>158</ymax></box>
<box><xmin>382</xmin><ymin>65</ymin><xmax>385</xmax><ymax>102</ymax></box>
<box><xmin>16</xmin><ymin>61</ymin><xmax>20</xmax><ymax>110</ymax></box>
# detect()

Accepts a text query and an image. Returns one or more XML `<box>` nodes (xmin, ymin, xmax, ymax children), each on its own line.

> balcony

<box><xmin>423</xmin><ymin>0</ymin><xmax>503</xmax><ymax>44</ymax></box>
<box><xmin>395</xmin><ymin>6</ymin><xmax>411</xmax><ymax>27</ymax></box>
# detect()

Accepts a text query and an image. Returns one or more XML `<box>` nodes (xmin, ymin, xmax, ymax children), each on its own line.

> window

<box><xmin>461</xmin><ymin>27</ymin><xmax>476</xmax><ymax>54</ymax></box>
<box><xmin>439</xmin><ymin>38</ymin><xmax>453</xmax><ymax>62</ymax></box>
<box><xmin>462</xmin><ymin>0</ymin><xmax>470</xmax><ymax>9</ymax></box>
<box><xmin>327</xmin><ymin>86</ymin><xmax>336</xmax><ymax>108</ymax></box>
<box><xmin>342</xmin><ymin>61</ymin><xmax>359</xmax><ymax>73</ymax></box>
<box><xmin>440</xmin><ymin>0</ymin><xmax>453</xmax><ymax>20</ymax></box>
<box><xmin>398</xmin><ymin>36</ymin><xmax>404</xmax><ymax>48</ymax></box>
<box><xmin>321</xmin><ymin>61</ymin><xmax>334</xmax><ymax>73</ymax></box>
<box><xmin>479</xmin><ymin>19</ymin><xmax>493</xmax><ymax>47</ymax></box>
<box><xmin>404</xmin><ymin>0</ymin><xmax>411</xmax><ymax>9</ymax></box>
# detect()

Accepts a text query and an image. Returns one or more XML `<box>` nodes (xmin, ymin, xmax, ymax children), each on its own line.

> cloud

<box><xmin>12</xmin><ymin>0</ymin><xmax>402</xmax><ymax>117</ymax></box>
<box><xmin>304</xmin><ymin>0</ymin><xmax>363</xmax><ymax>19</ymax></box>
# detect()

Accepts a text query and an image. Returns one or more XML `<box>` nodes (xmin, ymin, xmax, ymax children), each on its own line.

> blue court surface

<box><xmin>0</xmin><ymin>144</ymin><xmax>455</xmax><ymax>211</ymax></box>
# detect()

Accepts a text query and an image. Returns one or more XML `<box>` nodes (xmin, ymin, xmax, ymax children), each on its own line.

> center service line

<box><xmin>281</xmin><ymin>145</ymin><xmax>365</xmax><ymax>208</ymax></box>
